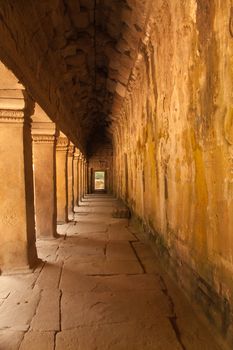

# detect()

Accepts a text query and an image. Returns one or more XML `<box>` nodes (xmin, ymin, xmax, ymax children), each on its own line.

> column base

<box><xmin>57</xmin><ymin>221</ymin><xmax>68</xmax><ymax>225</ymax></box>
<box><xmin>1</xmin><ymin>259</ymin><xmax>41</xmax><ymax>275</ymax></box>
<box><xmin>36</xmin><ymin>235</ymin><xmax>58</xmax><ymax>241</ymax></box>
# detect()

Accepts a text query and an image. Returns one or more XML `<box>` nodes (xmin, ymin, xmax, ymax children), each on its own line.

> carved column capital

<box><xmin>56</xmin><ymin>136</ymin><xmax>69</xmax><ymax>151</ymax></box>
<box><xmin>74</xmin><ymin>148</ymin><xmax>81</xmax><ymax>160</ymax></box>
<box><xmin>0</xmin><ymin>109</ymin><xmax>25</xmax><ymax>124</ymax></box>
<box><xmin>31</xmin><ymin>104</ymin><xmax>56</xmax><ymax>144</ymax></box>
<box><xmin>68</xmin><ymin>142</ymin><xmax>75</xmax><ymax>157</ymax></box>
<box><xmin>32</xmin><ymin>135</ymin><xmax>56</xmax><ymax>144</ymax></box>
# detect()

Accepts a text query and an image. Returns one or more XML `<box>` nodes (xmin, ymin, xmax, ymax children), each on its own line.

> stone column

<box><xmin>77</xmin><ymin>153</ymin><xmax>82</xmax><ymax>204</ymax></box>
<box><xmin>67</xmin><ymin>142</ymin><xmax>74</xmax><ymax>219</ymax></box>
<box><xmin>56</xmin><ymin>132</ymin><xmax>69</xmax><ymax>224</ymax></box>
<box><xmin>84</xmin><ymin>159</ymin><xmax>88</xmax><ymax>195</ymax></box>
<box><xmin>73</xmin><ymin>148</ymin><xmax>79</xmax><ymax>210</ymax></box>
<box><xmin>0</xmin><ymin>76</ymin><xmax>38</xmax><ymax>273</ymax></box>
<box><xmin>80</xmin><ymin>155</ymin><xmax>84</xmax><ymax>201</ymax></box>
<box><xmin>32</xmin><ymin>104</ymin><xmax>57</xmax><ymax>239</ymax></box>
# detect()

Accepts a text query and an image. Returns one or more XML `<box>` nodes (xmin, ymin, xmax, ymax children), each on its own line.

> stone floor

<box><xmin>0</xmin><ymin>194</ymin><xmax>224</xmax><ymax>350</ymax></box>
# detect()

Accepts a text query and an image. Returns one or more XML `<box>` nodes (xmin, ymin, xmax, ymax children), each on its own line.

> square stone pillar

<box><xmin>32</xmin><ymin>104</ymin><xmax>57</xmax><ymax>239</ymax></box>
<box><xmin>84</xmin><ymin>160</ymin><xmax>88</xmax><ymax>195</ymax></box>
<box><xmin>78</xmin><ymin>154</ymin><xmax>82</xmax><ymax>204</ymax></box>
<box><xmin>82</xmin><ymin>157</ymin><xmax>86</xmax><ymax>198</ymax></box>
<box><xmin>73</xmin><ymin>148</ymin><xmax>80</xmax><ymax>209</ymax></box>
<box><xmin>83</xmin><ymin>159</ymin><xmax>86</xmax><ymax>196</ymax></box>
<box><xmin>67</xmin><ymin>142</ymin><xmax>74</xmax><ymax>219</ymax></box>
<box><xmin>0</xmin><ymin>87</ymin><xmax>38</xmax><ymax>273</ymax></box>
<box><xmin>56</xmin><ymin>132</ymin><xmax>69</xmax><ymax>224</ymax></box>
<box><xmin>79</xmin><ymin>155</ymin><xmax>84</xmax><ymax>201</ymax></box>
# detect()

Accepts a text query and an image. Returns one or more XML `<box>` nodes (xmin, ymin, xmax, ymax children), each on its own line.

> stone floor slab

<box><xmin>106</xmin><ymin>241</ymin><xmax>137</xmax><ymax>261</ymax></box>
<box><xmin>75</xmin><ymin>222</ymin><xmax>108</xmax><ymax>234</ymax></box>
<box><xmin>0</xmin><ymin>331</ymin><xmax>24</xmax><ymax>350</ymax></box>
<box><xmin>108</xmin><ymin>223</ymin><xmax>136</xmax><ymax>241</ymax></box>
<box><xmin>56</xmin><ymin>320</ymin><xmax>183</xmax><ymax>350</ymax></box>
<box><xmin>19</xmin><ymin>331</ymin><xmax>54</xmax><ymax>350</ymax></box>
<box><xmin>58</xmin><ymin>238</ymin><xmax>105</xmax><ymax>261</ymax></box>
<box><xmin>63</xmin><ymin>258</ymin><xmax>143</xmax><ymax>275</ymax></box>
<box><xmin>0</xmin><ymin>194</ymin><xmax>225</xmax><ymax>350</ymax></box>
<box><xmin>61</xmin><ymin>290</ymin><xmax>170</xmax><ymax>330</ymax></box>
<box><xmin>35</xmin><ymin>262</ymin><xmax>62</xmax><ymax>290</ymax></box>
<box><xmin>60</xmin><ymin>272</ymin><xmax>160</xmax><ymax>294</ymax></box>
<box><xmin>30</xmin><ymin>289</ymin><xmax>60</xmax><ymax>331</ymax></box>
<box><xmin>0</xmin><ymin>287</ymin><xmax>41</xmax><ymax>331</ymax></box>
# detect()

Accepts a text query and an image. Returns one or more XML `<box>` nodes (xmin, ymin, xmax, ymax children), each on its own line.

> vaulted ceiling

<box><xmin>0</xmin><ymin>0</ymin><xmax>150</xmax><ymax>152</ymax></box>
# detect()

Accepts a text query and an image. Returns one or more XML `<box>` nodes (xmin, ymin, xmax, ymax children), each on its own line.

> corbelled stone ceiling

<box><xmin>0</xmin><ymin>0</ymin><xmax>150</xmax><ymax>151</ymax></box>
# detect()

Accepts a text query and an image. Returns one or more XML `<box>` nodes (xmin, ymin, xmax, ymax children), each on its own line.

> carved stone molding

<box><xmin>56</xmin><ymin>137</ymin><xmax>69</xmax><ymax>151</ymax></box>
<box><xmin>68</xmin><ymin>144</ymin><xmax>75</xmax><ymax>157</ymax></box>
<box><xmin>74</xmin><ymin>149</ymin><xmax>81</xmax><ymax>160</ymax></box>
<box><xmin>0</xmin><ymin>110</ymin><xmax>24</xmax><ymax>123</ymax></box>
<box><xmin>32</xmin><ymin>135</ymin><xmax>55</xmax><ymax>144</ymax></box>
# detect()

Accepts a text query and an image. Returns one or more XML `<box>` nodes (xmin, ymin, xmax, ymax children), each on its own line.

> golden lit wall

<box><xmin>113</xmin><ymin>1</ymin><xmax>233</xmax><ymax>342</ymax></box>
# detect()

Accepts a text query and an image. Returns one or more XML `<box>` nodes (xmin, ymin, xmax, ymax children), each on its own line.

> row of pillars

<box><xmin>56</xmin><ymin>131</ymin><xmax>88</xmax><ymax>224</ymax></box>
<box><xmin>0</xmin><ymin>91</ymin><xmax>88</xmax><ymax>274</ymax></box>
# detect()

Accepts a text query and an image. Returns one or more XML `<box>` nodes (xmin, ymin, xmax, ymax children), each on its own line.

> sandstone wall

<box><xmin>113</xmin><ymin>1</ymin><xmax>233</xmax><ymax>344</ymax></box>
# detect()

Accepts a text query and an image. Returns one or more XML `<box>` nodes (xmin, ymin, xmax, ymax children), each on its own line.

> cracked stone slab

<box><xmin>91</xmin><ymin>274</ymin><xmax>162</xmax><ymax>293</ymax></box>
<box><xmin>132</xmin><ymin>242</ymin><xmax>156</xmax><ymax>259</ymax></box>
<box><xmin>57</xmin><ymin>319</ymin><xmax>182</xmax><ymax>350</ymax></box>
<box><xmin>30</xmin><ymin>289</ymin><xmax>60</xmax><ymax>331</ymax></box>
<box><xmin>63</xmin><ymin>258</ymin><xmax>143</xmax><ymax>275</ymax></box>
<box><xmin>19</xmin><ymin>331</ymin><xmax>54</xmax><ymax>350</ymax></box>
<box><xmin>60</xmin><ymin>270</ymin><xmax>161</xmax><ymax>294</ymax></box>
<box><xmin>106</xmin><ymin>242</ymin><xmax>138</xmax><ymax>261</ymax></box>
<box><xmin>61</xmin><ymin>290</ymin><xmax>170</xmax><ymax>330</ymax></box>
<box><xmin>74</xmin><ymin>222</ymin><xmax>108</xmax><ymax>234</ymax></box>
<box><xmin>72</xmin><ymin>231</ymin><xmax>109</xmax><ymax>241</ymax></box>
<box><xmin>0</xmin><ymin>195</ymin><xmax>225</xmax><ymax>350</ymax></box>
<box><xmin>35</xmin><ymin>262</ymin><xmax>62</xmax><ymax>290</ymax></box>
<box><xmin>158</xmin><ymin>275</ymin><xmax>224</xmax><ymax>350</ymax></box>
<box><xmin>0</xmin><ymin>287</ymin><xmax>41</xmax><ymax>331</ymax></box>
<box><xmin>58</xmin><ymin>239</ymin><xmax>105</xmax><ymax>261</ymax></box>
<box><xmin>108</xmin><ymin>223</ymin><xmax>136</xmax><ymax>241</ymax></box>
<box><xmin>132</xmin><ymin>242</ymin><xmax>161</xmax><ymax>273</ymax></box>
<box><xmin>0</xmin><ymin>331</ymin><xmax>24</xmax><ymax>350</ymax></box>
<box><xmin>0</xmin><ymin>274</ymin><xmax>39</xmax><ymax>296</ymax></box>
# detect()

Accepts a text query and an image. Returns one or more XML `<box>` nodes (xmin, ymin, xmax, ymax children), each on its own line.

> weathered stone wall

<box><xmin>113</xmin><ymin>1</ymin><xmax>233</xmax><ymax>345</ymax></box>
<box><xmin>88</xmin><ymin>143</ymin><xmax>113</xmax><ymax>194</ymax></box>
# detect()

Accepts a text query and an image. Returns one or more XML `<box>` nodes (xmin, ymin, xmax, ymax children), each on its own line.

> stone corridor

<box><xmin>0</xmin><ymin>1</ymin><xmax>233</xmax><ymax>348</ymax></box>
<box><xmin>0</xmin><ymin>195</ymin><xmax>224</xmax><ymax>350</ymax></box>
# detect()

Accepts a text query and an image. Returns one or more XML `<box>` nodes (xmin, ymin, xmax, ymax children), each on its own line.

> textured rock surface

<box><xmin>113</xmin><ymin>1</ymin><xmax>233</xmax><ymax>346</ymax></box>
<box><xmin>0</xmin><ymin>195</ymin><xmax>223</xmax><ymax>350</ymax></box>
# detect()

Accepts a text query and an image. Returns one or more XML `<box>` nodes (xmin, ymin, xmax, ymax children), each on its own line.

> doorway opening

<box><xmin>94</xmin><ymin>171</ymin><xmax>105</xmax><ymax>191</ymax></box>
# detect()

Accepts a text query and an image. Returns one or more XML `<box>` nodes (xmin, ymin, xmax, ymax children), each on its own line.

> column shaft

<box><xmin>78</xmin><ymin>156</ymin><xmax>82</xmax><ymax>203</ymax></box>
<box><xmin>0</xmin><ymin>101</ymin><xmax>38</xmax><ymax>272</ymax></box>
<box><xmin>67</xmin><ymin>143</ymin><xmax>74</xmax><ymax>219</ymax></box>
<box><xmin>56</xmin><ymin>134</ymin><xmax>68</xmax><ymax>224</ymax></box>
<box><xmin>73</xmin><ymin>148</ymin><xmax>79</xmax><ymax>209</ymax></box>
<box><xmin>32</xmin><ymin>107</ymin><xmax>57</xmax><ymax>239</ymax></box>
<box><xmin>80</xmin><ymin>157</ymin><xmax>84</xmax><ymax>200</ymax></box>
